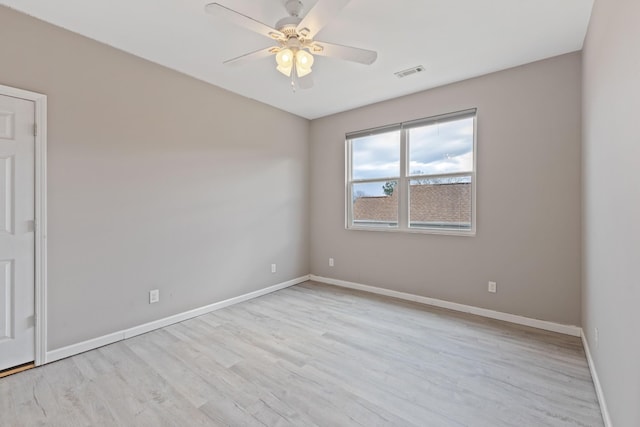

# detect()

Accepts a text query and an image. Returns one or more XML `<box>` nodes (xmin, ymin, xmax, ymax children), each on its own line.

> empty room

<box><xmin>0</xmin><ymin>0</ymin><xmax>637</xmax><ymax>426</ymax></box>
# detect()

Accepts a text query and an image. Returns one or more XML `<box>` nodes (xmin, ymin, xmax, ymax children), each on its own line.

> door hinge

<box><xmin>33</xmin><ymin>123</ymin><xmax>38</xmax><ymax>137</ymax></box>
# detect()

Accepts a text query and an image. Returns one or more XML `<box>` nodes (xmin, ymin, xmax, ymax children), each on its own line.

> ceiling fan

<box><xmin>204</xmin><ymin>0</ymin><xmax>378</xmax><ymax>90</ymax></box>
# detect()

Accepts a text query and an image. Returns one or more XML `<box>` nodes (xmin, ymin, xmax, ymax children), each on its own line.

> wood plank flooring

<box><xmin>0</xmin><ymin>281</ymin><xmax>603</xmax><ymax>426</ymax></box>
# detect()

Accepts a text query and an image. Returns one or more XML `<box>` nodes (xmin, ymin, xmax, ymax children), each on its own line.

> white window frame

<box><xmin>345</xmin><ymin>109</ymin><xmax>477</xmax><ymax>236</ymax></box>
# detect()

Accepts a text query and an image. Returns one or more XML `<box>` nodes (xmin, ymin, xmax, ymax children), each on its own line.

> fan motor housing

<box><xmin>276</xmin><ymin>17</ymin><xmax>302</xmax><ymax>36</ymax></box>
<box><xmin>277</xmin><ymin>0</ymin><xmax>304</xmax><ymax>38</ymax></box>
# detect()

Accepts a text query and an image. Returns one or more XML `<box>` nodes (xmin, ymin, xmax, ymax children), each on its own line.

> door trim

<box><xmin>0</xmin><ymin>84</ymin><xmax>47</xmax><ymax>366</ymax></box>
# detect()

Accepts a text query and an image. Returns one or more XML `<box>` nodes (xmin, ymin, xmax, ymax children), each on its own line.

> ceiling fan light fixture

<box><xmin>295</xmin><ymin>49</ymin><xmax>314</xmax><ymax>77</ymax></box>
<box><xmin>276</xmin><ymin>48</ymin><xmax>294</xmax><ymax>76</ymax></box>
<box><xmin>207</xmin><ymin>0</ymin><xmax>378</xmax><ymax>90</ymax></box>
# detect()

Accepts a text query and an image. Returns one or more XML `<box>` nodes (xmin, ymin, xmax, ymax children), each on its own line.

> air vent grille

<box><xmin>394</xmin><ymin>65</ymin><xmax>425</xmax><ymax>79</ymax></box>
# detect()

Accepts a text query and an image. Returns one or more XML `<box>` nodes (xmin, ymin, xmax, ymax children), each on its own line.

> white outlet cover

<box><xmin>488</xmin><ymin>281</ymin><xmax>497</xmax><ymax>293</ymax></box>
<box><xmin>149</xmin><ymin>289</ymin><xmax>159</xmax><ymax>304</ymax></box>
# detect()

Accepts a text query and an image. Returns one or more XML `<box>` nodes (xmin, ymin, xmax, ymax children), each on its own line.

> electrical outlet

<box><xmin>329</xmin><ymin>257</ymin><xmax>334</xmax><ymax>267</ymax></box>
<box><xmin>488</xmin><ymin>281</ymin><xmax>497</xmax><ymax>293</ymax></box>
<box><xmin>271</xmin><ymin>263</ymin><xmax>276</xmax><ymax>273</ymax></box>
<box><xmin>149</xmin><ymin>289</ymin><xmax>159</xmax><ymax>304</ymax></box>
<box><xmin>594</xmin><ymin>327</ymin><xmax>599</xmax><ymax>348</ymax></box>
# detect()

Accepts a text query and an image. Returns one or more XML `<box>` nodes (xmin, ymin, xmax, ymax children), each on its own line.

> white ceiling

<box><xmin>1</xmin><ymin>0</ymin><xmax>593</xmax><ymax>119</ymax></box>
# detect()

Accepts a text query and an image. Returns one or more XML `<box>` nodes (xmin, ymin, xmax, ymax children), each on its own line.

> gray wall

<box><xmin>582</xmin><ymin>0</ymin><xmax>640</xmax><ymax>425</ymax></box>
<box><xmin>0</xmin><ymin>6</ymin><xmax>310</xmax><ymax>351</ymax></box>
<box><xmin>310</xmin><ymin>53</ymin><xmax>583</xmax><ymax>326</ymax></box>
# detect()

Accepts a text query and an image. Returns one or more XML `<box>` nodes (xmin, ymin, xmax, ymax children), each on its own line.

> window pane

<box><xmin>352</xmin><ymin>181</ymin><xmax>398</xmax><ymax>227</ymax></box>
<box><xmin>409</xmin><ymin>177</ymin><xmax>471</xmax><ymax>229</ymax></box>
<box><xmin>351</xmin><ymin>131</ymin><xmax>400</xmax><ymax>180</ymax></box>
<box><xmin>408</xmin><ymin>117</ymin><xmax>474</xmax><ymax>176</ymax></box>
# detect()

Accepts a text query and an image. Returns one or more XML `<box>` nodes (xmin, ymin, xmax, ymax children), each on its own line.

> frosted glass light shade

<box><xmin>276</xmin><ymin>48</ymin><xmax>294</xmax><ymax>76</ymax></box>
<box><xmin>295</xmin><ymin>49</ymin><xmax>314</xmax><ymax>77</ymax></box>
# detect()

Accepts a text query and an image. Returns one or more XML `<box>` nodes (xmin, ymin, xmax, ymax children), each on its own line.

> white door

<box><xmin>0</xmin><ymin>95</ymin><xmax>35</xmax><ymax>371</ymax></box>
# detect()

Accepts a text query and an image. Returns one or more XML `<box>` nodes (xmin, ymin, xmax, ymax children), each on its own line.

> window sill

<box><xmin>346</xmin><ymin>225</ymin><xmax>476</xmax><ymax>237</ymax></box>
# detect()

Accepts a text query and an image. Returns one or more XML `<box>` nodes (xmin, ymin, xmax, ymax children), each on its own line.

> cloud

<box><xmin>408</xmin><ymin>118</ymin><xmax>473</xmax><ymax>174</ymax></box>
<box><xmin>352</xmin><ymin>131</ymin><xmax>400</xmax><ymax>180</ymax></box>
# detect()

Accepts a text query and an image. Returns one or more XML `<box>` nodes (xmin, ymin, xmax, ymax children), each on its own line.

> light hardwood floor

<box><xmin>0</xmin><ymin>281</ymin><xmax>603</xmax><ymax>426</ymax></box>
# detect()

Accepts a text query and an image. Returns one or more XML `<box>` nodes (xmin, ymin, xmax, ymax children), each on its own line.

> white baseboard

<box><xmin>581</xmin><ymin>330</ymin><xmax>612</xmax><ymax>427</ymax></box>
<box><xmin>310</xmin><ymin>275</ymin><xmax>582</xmax><ymax>337</ymax></box>
<box><xmin>45</xmin><ymin>331</ymin><xmax>124</xmax><ymax>363</ymax></box>
<box><xmin>45</xmin><ymin>275</ymin><xmax>310</xmax><ymax>364</ymax></box>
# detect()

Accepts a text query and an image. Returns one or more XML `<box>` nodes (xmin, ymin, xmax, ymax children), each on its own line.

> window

<box><xmin>346</xmin><ymin>109</ymin><xmax>476</xmax><ymax>235</ymax></box>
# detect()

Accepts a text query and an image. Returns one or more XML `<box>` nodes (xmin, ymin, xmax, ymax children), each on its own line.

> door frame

<box><xmin>0</xmin><ymin>84</ymin><xmax>47</xmax><ymax>366</ymax></box>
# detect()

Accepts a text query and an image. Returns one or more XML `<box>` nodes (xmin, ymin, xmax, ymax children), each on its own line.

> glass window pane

<box><xmin>351</xmin><ymin>131</ymin><xmax>401</xmax><ymax>180</ymax></box>
<box><xmin>409</xmin><ymin>177</ymin><xmax>472</xmax><ymax>230</ymax></box>
<box><xmin>352</xmin><ymin>181</ymin><xmax>398</xmax><ymax>227</ymax></box>
<box><xmin>408</xmin><ymin>117</ymin><xmax>474</xmax><ymax>176</ymax></box>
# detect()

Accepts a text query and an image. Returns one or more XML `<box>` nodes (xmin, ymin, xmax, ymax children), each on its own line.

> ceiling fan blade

<box><xmin>310</xmin><ymin>41</ymin><xmax>377</xmax><ymax>65</ymax></box>
<box><xmin>296</xmin><ymin>0</ymin><xmax>351</xmax><ymax>39</ymax></box>
<box><xmin>223</xmin><ymin>46</ymin><xmax>279</xmax><ymax>66</ymax></box>
<box><xmin>205</xmin><ymin>3</ymin><xmax>285</xmax><ymax>40</ymax></box>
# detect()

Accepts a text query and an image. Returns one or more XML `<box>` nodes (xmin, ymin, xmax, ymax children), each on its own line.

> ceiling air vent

<box><xmin>394</xmin><ymin>65</ymin><xmax>425</xmax><ymax>79</ymax></box>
